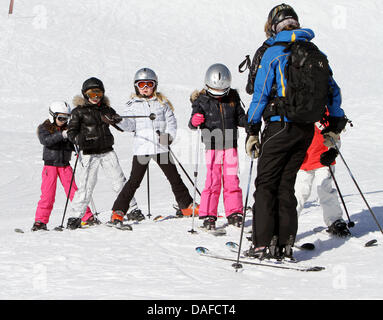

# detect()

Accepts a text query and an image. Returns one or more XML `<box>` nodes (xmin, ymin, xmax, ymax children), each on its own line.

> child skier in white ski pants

<box><xmin>295</xmin><ymin>124</ymin><xmax>343</xmax><ymax>227</ymax></box>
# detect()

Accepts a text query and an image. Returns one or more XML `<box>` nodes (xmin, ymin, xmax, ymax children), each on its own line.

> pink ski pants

<box><xmin>199</xmin><ymin>148</ymin><xmax>243</xmax><ymax>218</ymax></box>
<box><xmin>34</xmin><ymin>165</ymin><xmax>93</xmax><ymax>224</ymax></box>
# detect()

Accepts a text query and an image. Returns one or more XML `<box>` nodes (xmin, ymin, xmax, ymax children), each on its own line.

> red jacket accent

<box><xmin>300</xmin><ymin>123</ymin><xmax>336</xmax><ymax>171</ymax></box>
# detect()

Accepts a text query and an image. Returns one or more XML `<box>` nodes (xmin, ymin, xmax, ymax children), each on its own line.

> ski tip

<box><xmin>195</xmin><ymin>247</ymin><xmax>209</xmax><ymax>254</ymax></box>
<box><xmin>14</xmin><ymin>228</ymin><xmax>24</xmax><ymax>233</ymax></box>
<box><xmin>365</xmin><ymin>239</ymin><xmax>378</xmax><ymax>247</ymax></box>
<box><xmin>153</xmin><ymin>215</ymin><xmax>163</xmax><ymax>221</ymax></box>
<box><xmin>225</xmin><ymin>241</ymin><xmax>239</xmax><ymax>248</ymax></box>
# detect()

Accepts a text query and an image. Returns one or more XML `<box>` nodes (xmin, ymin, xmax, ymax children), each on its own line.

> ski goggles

<box><xmin>56</xmin><ymin>115</ymin><xmax>70</xmax><ymax>122</ymax></box>
<box><xmin>85</xmin><ymin>88</ymin><xmax>104</xmax><ymax>99</ymax></box>
<box><xmin>135</xmin><ymin>81</ymin><xmax>156</xmax><ymax>89</ymax></box>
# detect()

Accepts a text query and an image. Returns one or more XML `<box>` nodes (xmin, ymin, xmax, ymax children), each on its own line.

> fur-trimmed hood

<box><xmin>129</xmin><ymin>92</ymin><xmax>174</xmax><ymax>111</ymax></box>
<box><xmin>37</xmin><ymin>119</ymin><xmax>65</xmax><ymax>135</ymax></box>
<box><xmin>72</xmin><ymin>95</ymin><xmax>111</xmax><ymax>108</ymax></box>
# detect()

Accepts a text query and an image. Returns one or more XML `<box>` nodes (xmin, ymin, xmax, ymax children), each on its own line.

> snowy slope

<box><xmin>1</xmin><ymin>0</ymin><xmax>383</xmax><ymax>300</ymax></box>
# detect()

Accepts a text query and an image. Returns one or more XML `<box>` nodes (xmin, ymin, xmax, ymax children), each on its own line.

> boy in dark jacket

<box><xmin>33</xmin><ymin>101</ymin><xmax>93</xmax><ymax>231</ymax></box>
<box><xmin>66</xmin><ymin>77</ymin><xmax>141</xmax><ymax>229</ymax></box>
<box><xmin>189</xmin><ymin>63</ymin><xmax>247</xmax><ymax>230</ymax></box>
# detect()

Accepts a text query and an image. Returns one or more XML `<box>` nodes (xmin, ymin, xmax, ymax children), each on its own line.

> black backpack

<box><xmin>239</xmin><ymin>40</ymin><xmax>330</xmax><ymax>123</ymax></box>
<box><xmin>282</xmin><ymin>41</ymin><xmax>330</xmax><ymax>123</ymax></box>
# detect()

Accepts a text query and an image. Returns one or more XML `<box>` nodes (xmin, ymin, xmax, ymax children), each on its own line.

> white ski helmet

<box><xmin>204</xmin><ymin>63</ymin><xmax>232</xmax><ymax>96</ymax></box>
<box><xmin>48</xmin><ymin>101</ymin><xmax>71</xmax><ymax>122</ymax></box>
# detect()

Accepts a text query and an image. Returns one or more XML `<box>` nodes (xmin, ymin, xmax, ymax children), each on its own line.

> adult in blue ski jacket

<box><xmin>244</xmin><ymin>3</ymin><xmax>348</xmax><ymax>260</ymax></box>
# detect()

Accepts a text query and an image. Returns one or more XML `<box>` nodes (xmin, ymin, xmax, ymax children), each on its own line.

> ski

<box><xmin>105</xmin><ymin>221</ymin><xmax>133</xmax><ymax>231</ymax></box>
<box><xmin>153</xmin><ymin>214</ymin><xmax>179</xmax><ymax>222</ymax></box>
<box><xmin>15</xmin><ymin>228</ymin><xmax>50</xmax><ymax>233</ymax></box>
<box><xmin>195</xmin><ymin>246</ymin><xmax>324</xmax><ymax>272</ymax></box>
<box><xmin>198</xmin><ymin>226</ymin><xmax>227</xmax><ymax>236</ymax></box>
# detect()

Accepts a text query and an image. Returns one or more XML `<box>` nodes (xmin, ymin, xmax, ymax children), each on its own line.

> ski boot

<box><xmin>31</xmin><ymin>221</ymin><xmax>48</xmax><ymax>231</ymax></box>
<box><xmin>81</xmin><ymin>214</ymin><xmax>101</xmax><ymax>227</ymax></box>
<box><xmin>202</xmin><ymin>216</ymin><xmax>216</xmax><ymax>230</ymax></box>
<box><xmin>250</xmin><ymin>236</ymin><xmax>281</xmax><ymax>260</ymax></box>
<box><xmin>180</xmin><ymin>203</ymin><xmax>200</xmax><ymax>217</ymax></box>
<box><xmin>67</xmin><ymin>217</ymin><xmax>82</xmax><ymax>230</ymax></box>
<box><xmin>244</xmin><ymin>245</ymin><xmax>266</xmax><ymax>259</ymax></box>
<box><xmin>280</xmin><ymin>235</ymin><xmax>295</xmax><ymax>261</ymax></box>
<box><xmin>327</xmin><ymin>219</ymin><xmax>351</xmax><ymax>237</ymax></box>
<box><xmin>227</xmin><ymin>213</ymin><xmax>243</xmax><ymax>227</ymax></box>
<box><xmin>126</xmin><ymin>208</ymin><xmax>145</xmax><ymax>222</ymax></box>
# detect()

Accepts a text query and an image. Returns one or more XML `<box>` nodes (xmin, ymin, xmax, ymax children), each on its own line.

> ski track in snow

<box><xmin>1</xmin><ymin>0</ymin><xmax>383</xmax><ymax>300</ymax></box>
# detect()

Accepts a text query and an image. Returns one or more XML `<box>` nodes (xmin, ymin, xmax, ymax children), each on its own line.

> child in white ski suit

<box><xmin>295</xmin><ymin>121</ymin><xmax>350</xmax><ymax>236</ymax></box>
<box><xmin>109</xmin><ymin>68</ymin><xmax>197</xmax><ymax>226</ymax></box>
<box><xmin>66</xmin><ymin>77</ymin><xmax>140</xmax><ymax>228</ymax></box>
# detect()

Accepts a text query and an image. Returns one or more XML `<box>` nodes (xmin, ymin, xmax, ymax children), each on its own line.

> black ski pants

<box><xmin>253</xmin><ymin>121</ymin><xmax>314</xmax><ymax>247</ymax></box>
<box><xmin>112</xmin><ymin>152</ymin><xmax>193</xmax><ymax>213</ymax></box>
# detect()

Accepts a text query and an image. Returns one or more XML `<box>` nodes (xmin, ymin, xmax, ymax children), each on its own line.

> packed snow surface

<box><xmin>1</xmin><ymin>0</ymin><xmax>383</xmax><ymax>300</ymax></box>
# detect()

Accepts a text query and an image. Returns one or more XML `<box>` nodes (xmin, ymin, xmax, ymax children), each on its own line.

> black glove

<box><xmin>320</xmin><ymin>148</ymin><xmax>339</xmax><ymax>167</ymax></box>
<box><xmin>101</xmin><ymin>112</ymin><xmax>122</xmax><ymax>125</ymax></box>
<box><xmin>245</xmin><ymin>121</ymin><xmax>261</xmax><ymax>136</ymax></box>
<box><xmin>158</xmin><ymin>133</ymin><xmax>173</xmax><ymax>146</ymax></box>
<box><xmin>321</xmin><ymin>116</ymin><xmax>348</xmax><ymax>135</ymax></box>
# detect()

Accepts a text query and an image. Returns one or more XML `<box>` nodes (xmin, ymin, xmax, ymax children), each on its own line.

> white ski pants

<box><xmin>295</xmin><ymin>166</ymin><xmax>343</xmax><ymax>226</ymax></box>
<box><xmin>71</xmin><ymin>150</ymin><xmax>137</xmax><ymax>217</ymax></box>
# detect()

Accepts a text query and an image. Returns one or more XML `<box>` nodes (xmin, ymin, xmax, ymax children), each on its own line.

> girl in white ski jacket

<box><xmin>119</xmin><ymin>93</ymin><xmax>177</xmax><ymax>156</ymax></box>
<box><xmin>109</xmin><ymin>68</ymin><xmax>197</xmax><ymax>226</ymax></box>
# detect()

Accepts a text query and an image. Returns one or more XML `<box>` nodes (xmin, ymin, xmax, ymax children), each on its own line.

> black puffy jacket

<box><xmin>38</xmin><ymin>120</ymin><xmax>74</xmax><ymax>166</ymax></box>
<box><xmin>67</xmin><ymin>96</ymin><xmax>118</xmax><ymax>155</ymax></box>
<box><xmin>188</xmin><ymin>89</ymin><xmax>247</xmax><ymax>150</ymax></box>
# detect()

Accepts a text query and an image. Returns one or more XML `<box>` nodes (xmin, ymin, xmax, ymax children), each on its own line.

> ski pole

<box><xmin>189</xmin><ymin>126</ymin><xmax>201</xmax><ymax>234</ymax></box>
<box><xmin>328</xmin><ymin>165</ymin><xmax>355</xmax><ymax>228</ymax></box>
<box><xmin>330</xmin><ymin>137</ymin><xmax>383</xmax><ymax>234</ymax></box>
<box><xmin>233</xmin><ymin>151</ymin><xmax>255</xmax><ymax>271</ymax></box>
<box><xmin>156</xmin><ymin>130</ymin><xmax>201</xmax><ymax>196</ymax></box>
<box><xmin>120</xmin><ymin>113</ymin><xmax>156</xmax><ymax>120</ymax></box>
<box><xmin>56</xmin><ymin>152</ymin><xmax>80</xmax><ymax>230</ymax></box>
<box><xmin>146</xmin><ymin>164</ymin><xmax>152</xmax><ymax>219</ymax></box>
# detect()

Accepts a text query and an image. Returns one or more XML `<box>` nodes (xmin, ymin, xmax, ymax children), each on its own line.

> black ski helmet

<box><xmin>81</xmin><ymin>77</ymin><xmax>105</xmax><ymax>98</ymax></box>
<box><xmin>267</xmin><ymin>3</ymin><xmax>299</xmax><ymax>36</ymax></box>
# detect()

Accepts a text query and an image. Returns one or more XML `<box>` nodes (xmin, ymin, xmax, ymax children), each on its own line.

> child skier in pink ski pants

<box><xmin>188</xmin><ymin>63</ymin><xmax>247</xmax><ymax>230</ymax></box>
<box><xmin>200</xmin><ymin>148</ymin><xmax>243</xmax><ymax>218</ymax></box>
<box><xmin>35</xmin><ymin>165</ymin><xmax>93</xmax><ymax>225</ymax></box>
<box><xmin>33</xmin><ymin>101</ymin><xmax>93</xmax><ymax>231</ymax></box>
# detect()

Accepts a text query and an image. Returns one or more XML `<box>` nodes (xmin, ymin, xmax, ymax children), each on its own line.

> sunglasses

<box><xmin>135</xmin><ymin>81</ymin><xmax>156</xmax><ymax>89</ymax></box>
<box><xmin>86</xmin><ymin>88</ymin><xmax>104</xmax><ymax>99</ymax></box>
<box><xmin>57</xmin><ymin>115</ymin><xmax>70</xmax><ymax>122</ymax></box>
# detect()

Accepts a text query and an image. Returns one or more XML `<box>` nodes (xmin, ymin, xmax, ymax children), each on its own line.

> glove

<box><xmin>158</xmin><ymin>133</ymin><xmax>173</xmax><ymax>146</ymax></box>
<box><xmin>245</xmin><ymin>135</ymin><xmax>260</xmax><ymax>158</ymax></box>
<box><xmin>321</xmin><ymin>116</ymin><xmax>347</xmax><ymax>147</ymax></box>
<box><xmin>101</xmin><ymin>112</ymin><xmax>122</xmax><ymax>125</ymax></box>
<box><xmin>323</xmin><ymin>131</ymin><xmax>340</xmax><ymax>148</ymax></box>
<box><xmin>320</xmin><ymin>148</ymin><xmax>338</xmax><ymax>167</ymax></box>
<box><xmin>191</xmin><ymin>113</ymin><xmax>205</xmax><ymax>127</ymax></box>
<box><xmin>62</xmin><ymin>130</ymin><xmax>68</xmax><ymax>140</ymax></box>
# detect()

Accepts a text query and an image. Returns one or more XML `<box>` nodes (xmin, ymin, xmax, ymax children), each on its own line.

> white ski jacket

<box><xmin>118</xmin><ymin>93</ymin><xmax>177</xmax><ymax>156</ymax></box>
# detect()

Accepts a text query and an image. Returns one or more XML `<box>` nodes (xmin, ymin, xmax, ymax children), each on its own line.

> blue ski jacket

<box><xmin>248</xmin><ymin>28</ymin><xmax>344</xmax><ymax>125</ymax></box>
